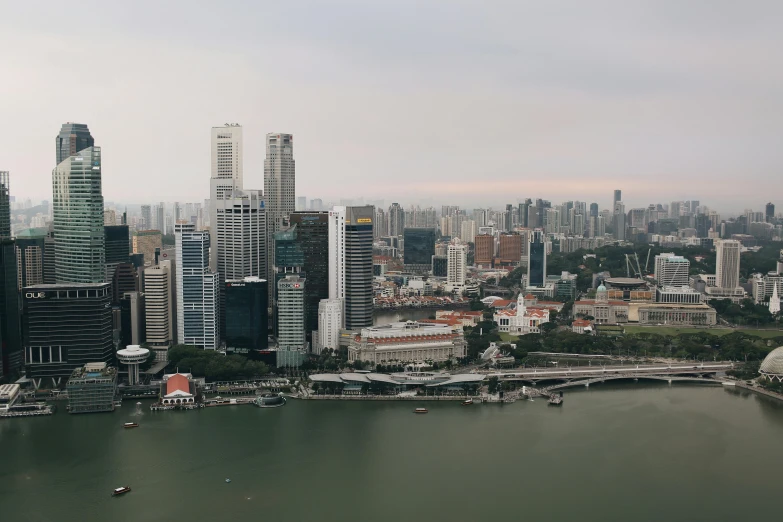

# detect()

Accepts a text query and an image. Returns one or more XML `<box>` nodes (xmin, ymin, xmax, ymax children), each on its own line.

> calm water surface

<box><xmin>1</xmin><ymin>384</ymin><xmax>782</xmax><ymax>522</ymax></box>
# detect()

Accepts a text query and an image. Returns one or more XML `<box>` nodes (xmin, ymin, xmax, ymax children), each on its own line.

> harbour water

<box><xmin>1</xmin><ymin>383</ymin><xmax>782</xmax><ymax>521</ymax></box>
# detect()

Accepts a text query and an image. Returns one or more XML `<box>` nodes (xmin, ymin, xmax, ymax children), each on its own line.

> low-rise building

<box><xmin>66</xmin><ymin>363</ymin><xmax>118</xmax><ymax>414</ymax></box>
<box><xmin>347</xmin><ymin>321</ymin><xmax>467</xmax><ymax>365</ymax></box>
<box><xmin>0</xmin><ymin>384</ymin><xmax>21</xmax><ymax>411</ymax></box>
<box><xmin>159</xmin><ymin>372</ymin><xmax>196</xmax><ymax>406</ymax></box>
<box><xmin>636</xmin><ymin>303</ymin><xmax>717</xmax><ymax>326</ymax></box>
<box><xmin>494</xmin><ymin>293</ymin><xmax>550</xmax><ymax>335</ymax></box>
<box><xmin>572</xmin><ymin>319</ymin><xmax>593</xmax><ymax>334</ymax></box>
<box><xmin>573</xmin><ymin>285</ymin><xmax>630</xmax><ymax>324</ymax></box>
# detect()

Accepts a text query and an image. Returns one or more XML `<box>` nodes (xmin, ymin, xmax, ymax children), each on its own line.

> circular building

<box><xmin>117</xmin><ymin>345</ymin><xmax>150</xmax><ymax>385</ymax></box>
<box><xmin>759</xmin><ymin>346</ymin><xmax>783</xmax><ymax>382</ymax></box>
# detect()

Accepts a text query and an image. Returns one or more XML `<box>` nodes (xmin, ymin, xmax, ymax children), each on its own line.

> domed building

<box><xmin>759</xmin><ymin>346</ymin><xmax>783</xmax><ymax>382</ymax></box>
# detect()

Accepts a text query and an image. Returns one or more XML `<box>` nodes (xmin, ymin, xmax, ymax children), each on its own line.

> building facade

<box><xmin>494</xmin><ymin>293</ymin><xmax>551</xmax><ymax>334</ymax></box>
<box><xmin>66</xmin><ymin>362</ymin><xmax>117</xmax><ymax>414</ymax></box>
<box><xmin>264</xmin><ymin>133</ymin><xmax>295</xmax><ymax>290</ymax></box>
<box><xmin>403</xmin><ymin>228</ymin><xmax>436</xmax><ymax>271</ymax></box>
<box><xmin>52</xmin><ymin>145</ymin><xmax>105</xmax><ymax>283</ymax></box>
<box><xmin>527</xmin><ymin>230</ymin><xmax>547</xmax><ymax>288</ymax></box>
<box><xmin>277</xmin><ymin>275</ymin><xmax>306</xmax><ymax>351</ymax></box>
<box><xmin>175</xmin><ymin>223</ymin><xmax>218</xmax><ymax>350</ymax></box>
<box><xmin>573</xmin><ymin>285</ymin><xmax>630</xmax><ymax>324</ymax></box>
<box><xmin>654</xmin><ymin>253</ymin><xmax>690</xmax><ymax>287</ymax></box>
<box><xmin>209</xmin><ymin>124</ymin><xmax>243</xmax><ymax>266</ymax></box>
<box><xmin>225</xmin><ymin>277</ymin><xmax>268</xmax><ymax>352</ymax></box>
<box><xmin>143</xmin><ymin>260</ymin><xmax>175</xmax><ymax>353</ymax></box>
<box><xmin>133</xmin><ymin>230</ymin><xmax>163</xmax><ymax>266</ymax></box>
<box><xmin>316</xmin><ymin>298</ymin><xmax>343</xmax><ymax>355</ymax></box>
<box><xmin>23</xmin><ymin>283</ymin><xmax>114</xmax><ymax>389</ymax></box>
<box><xmin>290</xmin><ymin>212</ymin><xmax>329</xmax><ymax>339</ymax></box>
<box><xmin>716</xmin><ymin>239</ymin><xmax>741</xmax><ymax>289</ymax></box>
<box><xmin>344</xmin><ymin>206</ymin><xmax>374</xmax><ymax>329</ymax></box>
<box><xmin>447</xmin><ymin>240</ymin><xmax>467</xmax><ymax>288</ymax></box>
<box><xmin>347</xmin><ymin>321</ymin><xmax>467</xmax><ymax>365</ymax></box>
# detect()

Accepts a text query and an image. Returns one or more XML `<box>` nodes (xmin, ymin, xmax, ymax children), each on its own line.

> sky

<box><xmin>1</xmin><ymin>0</ymin><xmax>782</xmax><ymax>214</ymax></box>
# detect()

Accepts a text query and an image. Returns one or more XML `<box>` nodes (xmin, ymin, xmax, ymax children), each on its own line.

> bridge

<box><xmin>544</xmin><ymin>375</ymin><xmax>725</xmax><ymax>391</ymax></box>
<box><xmin>488</xmin><ymin>363</ymin><xmax>734</xmax><ymax>385</ymax></box>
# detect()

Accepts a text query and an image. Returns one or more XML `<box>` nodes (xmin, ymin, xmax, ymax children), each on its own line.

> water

<box><xmin>1</xmin><ymin>384</ymin><xmax>782</xmax><ymax>521</ymax></box>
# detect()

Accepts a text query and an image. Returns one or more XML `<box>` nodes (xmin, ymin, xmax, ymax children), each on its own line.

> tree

<box><xmin>487</xmin><ymin>376</ymin><xmax>500</xmax><ymax>394</ymax></box>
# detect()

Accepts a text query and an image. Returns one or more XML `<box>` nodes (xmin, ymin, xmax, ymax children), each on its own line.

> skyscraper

<box><xmin>0</xmin><ymin>172</ymin><xmax>10</xmax><ymax>238</ymax></box>
<box><xmin>143</xmin><ymin>260</ymin><xmax>174</xmax><ymax>355</ymax></box>
<box><xmin>403</xmin><ymin>228</ymin><xmax>436</xmax><ymax>271</ymax></box>
<box><xmin>766</xmin><ymin>202</ymin><xmax>775</xmax><ymax>223</ymax></box>
<box><xmin>654</xmin><ymin>253</ymin><xmax>690</xmax><ymax>287</ymax></box>
<box><xmin>447</xmin><ymin>240</ymin><xmax>467</xmax><ymax>288</ymax></box>
<box><xmin>225</xmin><ymin>277</ymin><xmax>268</xmax><ymax>352</ymax></box>
<box><xmin>290</xmin><ymin>212</ymin><xmax>329</xmax><ymax>340</ymax></box>
<box><xmin>175</xmin><ymin>223</ymin><xmax>219</xmax><ymax>350</ymax></box>
<box><xmin>52</xmin><ymin>142</ymin><xmax>105</xmax><ymax>283</ymax></box>
<box><xmin>277</xmin><ymin>274</ymin><xmax>306</xmax><ymax>351</ymax></box>
<box><xmin>214</xmin><ymin>189</ymin><xmax>266</xmax><ymax>335</ymax></box>
<box><xmin>23</xmin><ymin>283</ymin><xmax>113</xmax><ymax>389</ymax></box>
<box><xmin>344</xmin><ymin>206</ymin><xmax>374</xmax><ymax>329</ymax></box>
<box><xmin>55</xmin><ymin>123</ymin><xmax>94</xmax><ymax>165</ymax></box>
<box><xmin>328</xmin><ymin>207</ymin><xmax>346</xmax><ymax>303</ymax></box>
<box><xmin>613</xmin><ymin>190</ymin><xmax>622</xmax><ymax>208</ymax></box>
<box><xmin>0</xmin><ymin>238</ymin><xmax>21</xmax><ymax>376</ymax></box>
<box><xmin>316</xmin><ymin>299</ymin><xmax>343</xmax><ymax>355</ymax></box>
<box><xmin>104</xmin><ymin>225</ymin><xmax>130</xmax><ymax>283</ymax></box>
<box><xmin>716</xmin><ymin>239</ymin><xmax>741</xmax><ymax>289</ymax></box>
<box><xmin>388</xmin><ymin>203</ymin><xmax>405</xmax><ymax>237</ymax></box>
<box><xmin>527</xmin><ymin>230</ymin><xmax>547</xmax><ymax>287</ymax></box>
<box><xmin>209</xmin><ymin>124</ymin><xmax>243</xmax><ymax>268</ymax></box>
<box><xmin>264</xmin><ymin>133</ymin><xmax>295</xmax><ymax>288</ymax></box>
<box><xmin>141</xmin><ymin>205</ymin><xmax>152</xmax><ymax>230</ymax></box>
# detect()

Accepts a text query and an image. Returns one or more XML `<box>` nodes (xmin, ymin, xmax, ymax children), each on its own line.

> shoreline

<box><xmin>732</xmin><ymin>381</ymin><xmax>783</xmax><ymax>402</ymax></box>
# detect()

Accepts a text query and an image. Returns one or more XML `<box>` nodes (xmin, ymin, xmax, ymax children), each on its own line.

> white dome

<box><xmin>760</xmin><ymin>346</ymin><xmax>783</xmax><ymax>376</ymax></box>
<box><xmin>597</xmin><ymin>284</ymin><xmax>607</xmax><ymax>292</ymax></box>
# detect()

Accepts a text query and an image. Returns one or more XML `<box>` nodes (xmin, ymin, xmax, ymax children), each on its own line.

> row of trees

<box><xmin>166</xmin><ymin>345</ymin><xmax>269</xmax><ymax>381</ymax></box>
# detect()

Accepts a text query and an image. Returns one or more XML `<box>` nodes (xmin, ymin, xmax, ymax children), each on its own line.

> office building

<box><xmin>277</xmin><ymin>275</ymin><xmax>306</xmax><ymax>352</ymax></box>
<box><xmin>403</xmin><ymin>228</ymin><xmax>436</xmax><ymax>271</ymax></box>
<box><xmin>119</xmin><ymin>291</ymin><xmax>144</xmax><ymax>347</ymax></box>
<box><xmin>23</xmin><ymin>283</ymin><xmax>114</xmax><ymax>389</ymax></box>
<box><xmin>175</xmin><ymin>223</ymin><xmax>219</xmax><ymax>350</ymax></box>
<box><xmin>209</xmin><ymin>124</ymin><xmax>243</xmax><ymax>268</ymax></box>
<box><xmin>66</xmin><ymin>362</ymin><xmax>117</xmax><ymax>414</ymax></box>
<box><xmin>55</xmin><ymin>123</ymin><xmax>94</xmax><ymax>165</ymax></box>
<box><xmin>474</xmin><ymin>234</ymin><xmax>494</xmax><ymax>267</ymax></box>
<box><xmin>328</xmin><ymin>207</ymin><xmax>346</xmax><ymax>305</ymax></box>
<box><xmin>1</xmin><ymin>239</ymin><xmax>21</xmax><ymax>376</ymax></box>
<box><xmin>104</xmin><ymin>224</ymin><xmax>130</xmax><ymax>283</ymax></box>
<box><xmin>654</xmin><ymin>253</ymin><xmax>690</xmax><ymax>287</ymax></box>
<box><xmin>143</xmin><ymin>260</ymin><xmax>175</xmax><ymax>356</ymax></box>
<box><xmin>716</xmin><ymin>239</ymin><xmax>741</xmax><ymax>289</ymax></box>
<box><xmin>225</xmin><ymin>277</ymin><xmax>268</xmax><ymax>352</ymax></box>
<box><xmin>498</xmin><ymin>234</ymin><xmax>523</xmax><ymax>265</ymax></box>
<box><xmin>140</xmin><ymin>205</ymin><xmax>152</xmax><ymax>230</ymax></box>
<box><xmin>264</xmin><ymin>133</ymin><xmax>295</xmax><ymax>287</ymax></box>
<box><xmin>290</xmin><ymin>212</ymin><xmax>329</xmax><ymax>339</ymax></box>
<box><xmin>155</xmin><ymin>203</ymin><xmax>165</xmax><ymax>232</ymax></box>
<box><xmin>0</xmin><ymin>172</ymin><xmax>9</xmax><ymax>238</ymax></box>
<box><xmin>613</xmin><ymin>190</ymin><xmax>622</xmax><ymax>209</ymax></box>
<box><xmin>344</xmin><ymin>206</ymin><xmax>374</xmax><ymax>330</ymax></box>
<box><xmin>527</xmin><ymin>230</ymin><xmax>547</xmax><ymax>287</ymax></box>
<box><xmin>52</xmin><ymin>144</ymin><xmax>105</xmax><ymax>283</ymax></box>
<box><xmin>316</xmin><ymin>298</ymin><xmax>343</xmax><ymax>355</ymax></box>
<box><xmin>766</xmin><ymin>203</ymin><xmax>776</xmax><ymax>223</ymax></box>
<box><xmin>214</xmin><ymin>189</ymin><xmax>266</xmax><ymax>335</ymax></box>
<box><xmin>112</xmin><ymin>263</ymin><xmax>138</xmax><ymax>304</ymax></box>
<box><xmin>15</xmin><ymin>231</ymin><xmax>46</xmax><ymax>289</ymax></box>
<box><xmin>447</xmin><ymin>240</ymin><xmax>467</xmax><ymax>289</ymax></box>
<box><xmin>103</xmin><ymin>209</ymin><xmax>117</xmax><ymax>226</ymax></box>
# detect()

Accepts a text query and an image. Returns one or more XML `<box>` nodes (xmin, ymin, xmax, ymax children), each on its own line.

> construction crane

<box><xmin>625</xmin><ymin>253</ymin><xmax>644</xmax><ymax>279</ymax></box>
<box><xmin>644</xmin><ymin>248</ymin><xmax>652</xmax><ymax>274</ymax></box>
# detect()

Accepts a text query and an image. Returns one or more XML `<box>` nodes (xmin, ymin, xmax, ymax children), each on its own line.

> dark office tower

<box><xmin>766</xmin><ymin>202</ymin><xmax>775</xmax><ymax>223</ymax></box>
<box><xmin>527</xmin><ymin>230</ymin><xmax>547</xmax><ymax>287</ymax></box>
<box><xmin>112</xmin><ymin>263</ymin><xmax>138</xmax><ymax>304</ymax></box>
<box><xmin>590</xmin><ymin>203</ymin><xmax>599</xmax><ymax>218</ymax></box>
<box><xmin>403</xmin><ymin>228</ymin><xmax>437</xmax><ymax>271</ymax></box>
<box><xmin>289</xmin><ymin>212</ymin><xmax>329</xmax><ymax>339</ymax></box>
<box><xmin>44</xmin><ymin>225</ymin><xmax>56</xmax><ymax>284</ymax></box>
<box><xmin>56</xmin><ymin>123</ymin><xmax>94</xmax><ymax>166</ymax></box>
<box><xmin>53</xmin><ymin>144</ymin><xmax>105</xmax><ymax>283</ymax></box>
<box><xmin>23</xmin><ymin>283</ymin><xmax>113</xmax><ymax>389</ymax></box>
<box><xmin>0</xmin><ymin>172</ymin><xmax>10</xmax><ymax>238</ymax></box>
<box><xmin>695</xmin><ymin>214</ymin><xmax>710</xmax><ymax>238</ymax></box>
<box><xmin>613</xmin><ymin>190</ymin><xmax>622</xmax><ymax>208</ymax></box>
<box><xmin>225</xmin><ymin>278</ymin><xmax>268</xmax><ymax>352</ymax></box>
<box><xmin>0</xmin><ymin>239</ymin><xmax>22</xmax><ymax>376</ymax></box>
<box><xmin>345</xmin><ymin>206</ymin><xmax>374</xmax><ymax>330</ymax></box>
<box><xmin>432</xmin><ymin>255</ymin><xmax>448</xmax><ymax>277</ymax></box>
<box><xmin>104</xmin><ymin>225</ymin><xmax>130</xmax><ymax>283</ymax></box>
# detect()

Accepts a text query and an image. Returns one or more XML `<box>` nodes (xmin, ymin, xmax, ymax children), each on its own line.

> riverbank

<box><xmin>733</xmin><ymin>381</ymin><xmax>783</xmax><ymax>402</ymax></box>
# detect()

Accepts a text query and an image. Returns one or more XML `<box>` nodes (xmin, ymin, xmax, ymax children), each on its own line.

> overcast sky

<box><xmin>1</xmin><ymin>1</ymin><xmax>781</xmax><ymax>213</ymax></box>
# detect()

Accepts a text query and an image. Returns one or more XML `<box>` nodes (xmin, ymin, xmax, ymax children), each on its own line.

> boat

<box><xmin>414</xmin><ymin>407</ymin><xmax>428</xmax><ymax>414</ymax></box>
<box><xmin>548</xmin><ymin>392</ymin><xmax>563</xmax><ymax>406</ymax></box>
<box><xmin>252</xmin><ymin>394</ymin><xmax>286</xmax><ymax>408</ymax></box>
<box><xmin>462</xmin><ymin>399</ymin><xmax>473</xmax><ymax>405</ymax></box>
<box><xmin>112</xmin><ymin>486</ymin><xmax>131</xmax><ymax>496</ymax></box>
<box><xmin>225</xmin><ymin>478</ymin><xmax>231</xmax><ymax>483</ymax></box>
<box><xmin>123</xmin><ymin>422</ymin><xmax>139</xmax><ymax>429</ymax></box>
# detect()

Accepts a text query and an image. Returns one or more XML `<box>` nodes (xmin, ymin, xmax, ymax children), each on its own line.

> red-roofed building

<box><xmin>572</xmin><ymin>319</ymin><xmax>593</xmax><ymax>334</ymax></box>
<box><xmin>160</xmin><ymin>373</ymin><xmax>195</xmax><ymax>406</ymax></box>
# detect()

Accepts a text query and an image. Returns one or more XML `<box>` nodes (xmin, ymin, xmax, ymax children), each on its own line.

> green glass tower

<box><xmin>52</xmin><ymin>145</ymin><xmax>106</xmax><ymax>283</ymax></box>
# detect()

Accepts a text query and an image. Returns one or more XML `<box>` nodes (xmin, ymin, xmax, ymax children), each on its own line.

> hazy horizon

<box><xmin>1</xmin><ymin>1</ymin><xmax>782</xmax><ymax>214</ymax></box>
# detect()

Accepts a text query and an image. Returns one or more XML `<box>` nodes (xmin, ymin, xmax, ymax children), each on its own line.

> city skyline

<box><xmin>1</xmin><ymin>2</ymin><xmax>783</xmax><ymax>211</ymax></box>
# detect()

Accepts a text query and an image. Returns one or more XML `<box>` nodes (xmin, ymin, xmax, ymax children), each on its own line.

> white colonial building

<box><xmin>347</xmin><ymin>321</ymin><xmax>467</xmax><ymax>365</ymax></box>
<box><xmin>494</xmin><ymin>293</ymin><xmax>550</xmax><ymax>335</ymax></box>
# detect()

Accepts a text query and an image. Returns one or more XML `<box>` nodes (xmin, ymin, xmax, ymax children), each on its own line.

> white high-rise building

<box><xmin>209</xmin><ymin>124</ymin><xmax>243</xmax><ymax>269</ymax></box>
<box><xmin>316</xmin><ymin>298</ymin><xmax>343</xmax><ymax>355</ymax></box>
<box><xmin>264</xmin><ymin>133</ymin><xmax>295</xmax><ymax>289</ymax></box>
<box><xmin>175</xmin><ymin>222</ymin><xmax>219</xmax><ymax>350</ymax></box>
<box><xmin>447</xmin><ymin>240</ymin><xmax>467</xmax><ymax>288</ymax></box>
<box><xmin>214</xmin><ymin>189</ymin><xmax>266</xmax><ymax>282</ymax></box>
<box><xmin>278</xmin><ymin>274</ymin><xmax>306</xmax><ymax>351</ymax></box>
<box><xmin>143</xmin><ymin>260</ymin><xmax>174</xmax><ymax>357</ymax></box>
<box><xmin>460</xmin><ymin>219</ymin><xmax>477</xmax><ymax>244</ymax></box>
<box><xmin>328</xmin><ymin>206</ymin><xmax>346</xmax><ymax>305</ymax></box>
<box><xmin>654</xmin><ymin>253</ymin><xmax>690</xmax><ymax>287</ymax></box>
<box><xmin>716</xmin><ymin>239</ymin><xmax>741</xmax><ymax>289</ymax></box>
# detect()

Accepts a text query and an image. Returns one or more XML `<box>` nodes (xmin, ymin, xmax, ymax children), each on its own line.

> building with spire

<box><xmin>770</xmin><ymin>284</ymin><xmax>780</xmax><ymax>315</ymax></box>
<box><xmin>494</xmin><ymin>293</ymin><xmax>551</xmax><ymax>334</ymax></box>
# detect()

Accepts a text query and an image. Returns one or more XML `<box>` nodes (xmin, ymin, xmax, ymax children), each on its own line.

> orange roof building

<box><xmin>161</xmin><ymin>373</ymin><xmax>195</xmax><ymax>405</ymax></box>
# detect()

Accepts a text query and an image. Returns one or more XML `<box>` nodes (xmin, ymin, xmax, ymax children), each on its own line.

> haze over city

<box><xmin>1</xmin><ymin>0</ymin><xmax>782</xmax><ymax>212</ymax></box>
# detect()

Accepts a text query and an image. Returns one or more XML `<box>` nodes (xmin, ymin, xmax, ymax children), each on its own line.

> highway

<box><xmin>488</xmin><ymin>362</ymin><xmax>733</xmax><ymax>381</ymax></box>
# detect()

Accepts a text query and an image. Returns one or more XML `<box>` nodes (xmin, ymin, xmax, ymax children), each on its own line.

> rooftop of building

<box><xmin>637</xmin><ymin>303</ymin><xmax>714</xmax><ymax>310</ymax></box>
<box><xmin>572</xmin><ymin>319</ymin><xmax>593</xmax><ymax>327</ymax></box>
<box><xmin>165</xmin><ymin>373</ymin><xmax>192</xmax><ymax>397</ymax></box>
<box><xmin>760</xmin><ymin>346</ymin><xmax>783</xmax><ymax>377</ymax></box>
<box><xmin>68</xmin><ymin>363</ymin><xmax>117</xmax><ymax>382</ymax></box>
<box><xmin>0</xmin><ymin>383</ymin><xmax>21</xmax><ymax>398</ymax></box>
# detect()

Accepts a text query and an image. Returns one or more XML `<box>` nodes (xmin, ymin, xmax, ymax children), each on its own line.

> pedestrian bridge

<box><xmin>490</xmin><ymin>363</ymin><xmax>733</xmax><ymax>384</ymax></box>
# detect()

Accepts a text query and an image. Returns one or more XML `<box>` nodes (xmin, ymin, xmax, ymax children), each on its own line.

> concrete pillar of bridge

<box><xmin>585</xmin><ymin>382</ymin><xmax>589</xmax><ymax>388</ymax></box>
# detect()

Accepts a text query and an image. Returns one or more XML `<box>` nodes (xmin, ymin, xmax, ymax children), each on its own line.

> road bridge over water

<box><xmin>489</xmin><ymin>363</ymin><xmax>733</xmax><ymax>385</ymax></box>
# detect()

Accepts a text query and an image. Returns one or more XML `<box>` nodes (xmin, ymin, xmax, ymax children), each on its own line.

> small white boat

<box><xmin>414</xmin><ymin>408</ymin><xmax>428</xmax><ymax>414</ymax></box>
<box><xmin>462</xmin><ymin>399</ymin><xmax>473</xmax><ymax>406</ymax></box>
<box><xmin>225</xmin><ymin>478</ymin><xmax>231</xmax><ymax>483</ymax></box>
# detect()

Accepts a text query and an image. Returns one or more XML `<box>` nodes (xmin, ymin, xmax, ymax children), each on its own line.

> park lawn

<box><xmin>499</xmin><ymin>332</ymin><xmax>519</xmax><ymax>342</ymax></box>
<box><xmin>622</xmin><ymin>325</ymin><xmax>783</xmax><ymax>339</ymax></box>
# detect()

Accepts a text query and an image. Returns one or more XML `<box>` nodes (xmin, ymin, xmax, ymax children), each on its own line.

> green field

<box><xmin>622</xmin><ymin>325</ymin><xmax>783</xmax><ymax>338</ymax></box>
<box><xmin>499</xmin><ymin>332</ymin><xmax>519</xmax><ymax>342</ymax></box>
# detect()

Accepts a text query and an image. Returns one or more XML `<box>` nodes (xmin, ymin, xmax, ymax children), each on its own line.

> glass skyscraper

<box><xmin>289</xmin><ymin>212</ymin><xmax>329</xmax><ymax>340</ymax></box>
<box><xmin>344</xmin><ymin>206</ymin><xmax>374</xmax><ymax>330</ymax></box>
<box><xmin>175</xmin><ymin>223</ymin><xmax>219</xmax><ymax>350</ymax></box>
<box><xmin>225</xmin><ymin>277</ymin><xmax>268</xmax><ymax>352</ymax></box>
<box><xmin>56</xmin><ymin>123</ymin><xmax>94</xmax><ymax>166</ymax></box>
<box><xmin>403</xmin><ymin>228</ymin><xmax>436</xmax><ymax>268</ymax></box>
<box><xmin>52</xmin><ymin>143</ymin><xmax>105</xmax><ymax>284</ymax></box>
